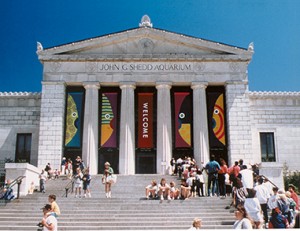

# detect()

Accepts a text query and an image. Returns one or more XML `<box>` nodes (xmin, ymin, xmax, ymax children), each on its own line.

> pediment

<box><xmin>37</xmin><ymin>27</ymin><xmax>253</xmax><ymax>61</ymax></box>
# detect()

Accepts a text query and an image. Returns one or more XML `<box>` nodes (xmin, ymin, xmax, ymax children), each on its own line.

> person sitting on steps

<box><xmin>158</xmin><ymin>178</ymin><xmax>171</xmax><ymax>202</ymax></box>
<box><xmin>145</xmin><ymin>180</ymin><xmax>158</xmax><ymax>199</ymax></box>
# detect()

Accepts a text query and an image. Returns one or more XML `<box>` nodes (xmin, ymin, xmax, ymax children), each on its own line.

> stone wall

<box><xmin>249</xmin><ymin>92</ymin><xmax>300</xmax><ymax>171</ymax></box>
<box><xmin>0</xmin><ymin>92</ymin><xmax>41</xmax><ymax>166</ymax></box>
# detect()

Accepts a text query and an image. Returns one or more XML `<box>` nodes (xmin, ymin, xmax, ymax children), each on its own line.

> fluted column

<box><xmin>82</xmin><ymin>82</ymin><xmax>100</xmax><ymax>175</ymax></box>
<box><xmin>156</xmin><ymin>82</ymin><xmax>172</xmax><ymax>175</ymax></box>
<box><xmin>192</xmin><ymin>82</ymin><xmax>209</xmax><ymax>168</ymax></box>
<box><xmin>119</xmin><ymin>82</ymin><xmax>136</xmax><ymax>175</ymax></box>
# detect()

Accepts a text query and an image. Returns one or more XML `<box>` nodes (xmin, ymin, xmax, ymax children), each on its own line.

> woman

<box><xmin>233</xmin><ymin>205</ymin><xmax>253</xmax><ymax>229</ymax></box>
<box><xmin>102</xmin><ymin>162</ymin><xmax>114</xmax><ymax>198</ymax></box>
<box><xmin>218</xmin><ymin>158</ymin><xmax>228</xmax><ymax>199</ymax></box>
<box><xmin>74</xmin><ymin>168</ymin><xmax>83</xmax><ymax>198</ymax></box>
<box><xmin>145</xmin><ymin>180</ymin><xmax>158</xmax><ymax>199</ymax></box>
<box><xmin>169</xmin><ymin>181</ymin><xmax>180</xmax><ymax>200</ymax></box>
<box><xmin>158</xmin><ymin>178</ymin><xmax>171</xmax><ymax>202</ymax></box>
<box><xmin>188</xmin><ymin>217</ymin><xmax>202</xmax><ymax>230</ymax></box>
<box><xmin>244</xmin><ymin>188</ymin><xmax>263</xmax><ymax>229</ymax></box>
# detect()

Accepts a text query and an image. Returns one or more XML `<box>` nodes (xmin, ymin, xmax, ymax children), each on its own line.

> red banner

<box><xmin>138</xmin><ymin>93</ymin><xmax>154</xmax><ymax>148</ymax></box>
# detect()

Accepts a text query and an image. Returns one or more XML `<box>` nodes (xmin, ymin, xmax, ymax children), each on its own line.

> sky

<box><xmin>1</xmin><ymin>0</ymin><xmax>300</xmax><ymax>93</ymax></box>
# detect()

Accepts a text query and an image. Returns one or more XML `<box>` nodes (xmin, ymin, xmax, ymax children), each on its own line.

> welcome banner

<box><xmin>174</xmin><ymin>92</ymin><xmax>192</xmax><ymax>148</ymax></box>
<box><xmin>137</xmin><ymin>93</ymin><xmax>154</xmax><ymax>148</ymax></box>
<box><xmin>100</xmin><ymin>92</ymin><xmax>118</xmax><ymax>148</ymax></box>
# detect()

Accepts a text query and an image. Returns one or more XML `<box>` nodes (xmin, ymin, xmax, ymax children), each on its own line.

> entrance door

<box><xmin>98</xmin><ymin>149</ymin><xmax>119</xmax><ymax>174</ymax></box>
<box><xmin>136</xmin><ymin>152</ymin><xmax>156</xmax><ymax>174</ymax></box>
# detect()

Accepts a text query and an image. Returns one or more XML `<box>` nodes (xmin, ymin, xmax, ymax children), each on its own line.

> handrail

<box><xmin>260</xmin><ymin>175</ymin><xmax>278</xmax><ymax>189</ymax></box>
<box><xmin>0</xmin><ymin>175</ymin><xmax>25</xmax><ymax>203</ymax></box>
<box><xmin>63</xmin><ymin>167</ymin><xmax>89</xmax><ymax>198</ymax></box>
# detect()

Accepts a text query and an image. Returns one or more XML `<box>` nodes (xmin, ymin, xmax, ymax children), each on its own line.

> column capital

<box><xmin>120</xmin><ymin>82</ymin><xmax>136</xmax><ymax>90</ymax></box>
<box><xmin>191</xmin><ymin>81</ymin><xmax>208</xmax><ymax>90</ymax></box>
<box><xmin>83</xmin><ymin>82</ymin><xmax>100</xmax><ymax>89</ymax></box>
<box><xmin>155</xmin><ymin>82</ymin><xmax>172</xmax><ymax>90</ymax></box>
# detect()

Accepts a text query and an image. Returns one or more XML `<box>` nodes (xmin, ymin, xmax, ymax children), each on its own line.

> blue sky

<box><xmin>1</xmin><ymin>0</ymin><xmax>300</xmax><ymax>92</ymax></box>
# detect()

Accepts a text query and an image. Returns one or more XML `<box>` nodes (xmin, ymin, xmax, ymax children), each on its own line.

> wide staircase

<box><xmin>0</xmin><ymin>175</ymin><xmax>235</xmax><ymax>230</ymax></box>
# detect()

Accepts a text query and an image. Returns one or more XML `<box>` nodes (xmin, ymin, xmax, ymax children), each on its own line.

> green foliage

<box><xmin>283</xmin><ymin>162</ymin><xmax>300</xmax><ymax>194</ymax></box>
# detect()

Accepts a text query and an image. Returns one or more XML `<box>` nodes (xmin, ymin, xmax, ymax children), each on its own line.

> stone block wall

<box><xmin>37</xmin><ymin>82</ymin><xmax>66</xmax><ymax>171</ymax></box>
<box><xmin>225</xmin><ymin>81</ymin><xmax>253</xmax><ymax>166</ymax></box>
<box><xmin>0</xmin><ymin>92</ymin><xmax>41</xmax><ymax>165</ymax></box>
<box><xmin>249</xmin><ymin>92</ymin><xmax>300</xmax><ymax>171</ymax></box>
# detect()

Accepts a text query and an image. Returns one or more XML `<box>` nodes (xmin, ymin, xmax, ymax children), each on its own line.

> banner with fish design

<box><xmin>65</xmin><ymin>92</ymin><xmax>84</xmax><ymax>147</ymax></box>
<box><xmin>174</xmin><ymin>92</ymin><xmax>192</xmax><ymax>148</ymax></box>
<box><xmin>137</xmin><ymin>93</ymin><xmax>154</xmax><ymax>148</ymax></box>
<box><xmin>100</xmin><ymin>92</ymin><xmax>118</xmax><ymax>147</ymax></box>
<box><xmin>207</xmin><ymin>91</ymin><xmax>226</xmax><ymax>147</ymax></box>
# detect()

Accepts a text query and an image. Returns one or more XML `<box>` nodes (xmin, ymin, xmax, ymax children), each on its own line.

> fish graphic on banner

<box><xmin>65</xmin><ymin>92</ymin><xmax>83</xmax><ymax>147</ymax></box>
<box><xmin>101</xmin><ymin>93</ymin><xmax>118</xmax><ymax>147</ymax></box>
<box><xmin>174</xmin><ymin>92</ymin><xmax>192</xmax><ymax>147</ymax></box>
<box><xmin>212</xmin><ymin>94</ymin><xmax>226</xmax><ymax>145</ymax></box>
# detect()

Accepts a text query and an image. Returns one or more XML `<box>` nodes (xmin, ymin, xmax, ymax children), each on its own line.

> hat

<box><xmin>288</xmin><ymin>184</ymin><xmax>296</xmax><ymax>190</ymax></box>
<box><xmin>41</xmin><ymin>204</ymin><xmax>52</xmax><ymax>210</ymax></box>
<box><xmin>104</xmin><ymin>162</ymin><xmax>110</xmax><ymax>166</ymax></box>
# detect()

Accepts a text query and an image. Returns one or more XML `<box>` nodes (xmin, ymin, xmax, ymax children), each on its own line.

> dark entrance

<box><xmin>98</xmin><ymin>148</ymin><xmax>119</xmax><ymax>174</ymax></box>
<box><xmin>135</xmin><ymin>151</ymin><xmax>156</xmax><ymax>174</ymax></box>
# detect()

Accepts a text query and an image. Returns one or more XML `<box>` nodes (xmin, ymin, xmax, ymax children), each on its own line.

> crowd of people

<box><xmin>147</xmin><ymin>155</ymin><xmax>300</xmax><ymax>229</ymax></box>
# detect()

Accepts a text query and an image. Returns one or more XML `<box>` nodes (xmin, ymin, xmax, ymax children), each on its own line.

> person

<box><xmin>239</xmin><ymin>165</ymin><xmax>253</xmax><ymax>190</ymax></box>
<box><xmin>268</xmin><ymin>187</ymin><xmax>279</xmax><ymax>210</ymax></box>
<box><xmin>145</xmin><ymin>180</ymin><xmax>158</xmax><ymax>199</ymax></box>
<box><xmin>0</xmin><ymin>180</ymin><xmax>15</xmax><ymax>201</ymax></box>
<box><xmin>244</xmin><ymin>188</ymin><xmax>263</xmax><ymax>229</ymax></box>
<box><xmin>158</xmin><ymin>178</ymin><xmax>171</xmax><ymax>202</ymax></box>
<box><xmin>73</xmin><ymin>156</ymin><xmax>82</xmax><ymax>174</ymax></box>
<box><xmin>169</xmin><ymin>181</ymin><xmax>180</xmax><ymax>200</ymax></box>
<box><xmin>194</xmin><ymin>170</ymin><xmax>205</xmax><ymax>197</ymax></box>
<box><xmin>82</xmin><ymin>168</ymin><xmax>92</xmax><ymax>198</ymax></box>
<box><xmin>218</xmin><ymin>158</ymin><xmax>228</xmax><ymax>199</ymax></box>
<box><xmin>205</xmin><ymin>154</ymin><xmax>220</xmax><ymax>197</ymax></box>
<box><xmin>74</xmin><ymin>168</ymin><xmax>83</xmax><ymax>198</ymax></box>
<box><xmin>102</xmin><ymin>162</ymin><xmax>114</xmax><ymax>198</ymax></box>
<box><xmin>186</xmin><ymin>172</ymin><xmax>196</xmax><ymax>197</ymax></box>
<box><xmin>230</xmin><ymin>174</ymin><xmax>248</xmax><ymax>208</ymax></box>
<box><xmin>170</xmin><ymin>158</ymin><xmax>176</xmax><ymax>175</ymax></box>
<box><xmin>28</xmin><ymin>181</ymin><xmax>35</xmax><ymax>194</ymax></box>
<box><xmin>53</xmin><ymin>169</ymin><xmax>59</xmax><ymax>179</ymax></box>
<box><xmin>44</xmin><ymin>163</ymin><xmax>52</xmax><ymax>179</ymax></box>
<box><xmin>39</xmin><ymin>204</ymin><xmax>58</xmax><ymax>231</ymax></box>
<box><xmin>269</xmin><ymin>207</ymin><xmax>289</xmax><ymax>228</ymax></box>
<box><xmin>61</xmin><ymin>157</ymin><xmax>66</xmax><ymax>175</ymax></box>
<box><xmin>254</xmin><ymin>177</ymin><xmax>270</xmax><ymax>226</ymax></box>
<box><xmin>180</xmin><ymin>178</ymin><xmax>191</xmax><ymax>200</ymax></box>
<box><xmin>48</xmin><ymin>194</ymin><xmax>60</xmax><ymax>217</ymax></box>
<box><xmin>228</xmin><ymin>161</ymin><xmax>240</xmax><ymax>178</ymax></box>
<box><xmin>66</xmin><ymin>158</ymin><xmax>73</xmax><ymax>179</ymax></box>
<box><xmin>277</xmin><ymin>192</ymin><xmax>294</xmax><ymax>225</ymax></box>
<box><xmin>233</xmin><ymin>205</ymin><xmax>253</xmax><ymax>229</ymax></box>
<box><xmin>39</xmin><ymin>170</ymin><xmax>47</xmax><ymax>193</ymax></box>
<box><xmin>188</xmin><ymin>217</ymin><xmax>202</xmax><ymax>230</ymax></box>
<box><xmin>288</xmin><ymin>184</ymin><xmax>299</xmax><ymax>211</ymax></box>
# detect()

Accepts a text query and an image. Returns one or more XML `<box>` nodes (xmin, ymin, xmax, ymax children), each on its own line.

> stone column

<box><xmin>156</xmin><ymin>82</ymin><xmax>172</xmax><ymax>175</ymax></box>
<box><xmin>225</xmin><ymin>81</ymin><xmax>252</xmax><ymax>166</ymax></box>
<box><xmin>82</xmin><ymin>82</ymin><xmax>100</xmax><ymax>175</ymax></box>
<box><xmin>191</xmin><ymin>82</ymin><xmax>209</xmax><ymax>168</ymax></box>
<box><xmin>119</xmin><ymin>82</ymin><xmax>136</xmax><ymax>175</ymax></box>
<box><xmin>38</xmin><ymin>81</ymin><xmax>66</xmax><ymax>170</ymax></box>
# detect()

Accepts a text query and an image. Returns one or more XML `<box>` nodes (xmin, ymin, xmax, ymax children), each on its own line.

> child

<box><xmin>82</xmin><ymin>169</ymin><xmax>91</xmax><ymax>198</ymax></box>
<box><xmin>169</xmin><ymin>181</ymin><xmax>180</xmax><ymax>200</ymax></box>
<box><xmin>74</xmin><ymin>168</ymin><xmax>83</xmax><ymax>198</ymax></box>
<box><xmin>48</xmin><ymin>194</ymin><xmax>60</xmax><ymax>217</ymax></box>
<box><xmin>28</xmin><ymin>181</ymin><xmax>35</xmax><ymax>194</ymax></box>
<box><xmin>145</xmin><ymin>180</ymin><xmax>158</xmax><ymax>199</ymax></box>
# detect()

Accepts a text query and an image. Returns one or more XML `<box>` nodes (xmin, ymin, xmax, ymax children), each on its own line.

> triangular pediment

<box><xmin>37</xmin><ymin>27</ymin><xmax>253</xmax><ymax>61</ymax></box>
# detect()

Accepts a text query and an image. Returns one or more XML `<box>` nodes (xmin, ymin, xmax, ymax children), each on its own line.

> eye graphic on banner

<box><xmin>212</xmin><ymin>94</ymin><xmax>226</xmax><ymax>145</ymax></box>
<box><xmin>174</xmin><ymin>92</ymin><xmax>191</xmax><ymax>147</ymax></box>
<box><xmin>100</xmin><ymin>93</ymin><xmax>118</xmax><ymax>148</ymax></box>
<box><xmin>65</xmin><ymin>92</ymin><xmax>83</xmax><ymax>148</ymax></box>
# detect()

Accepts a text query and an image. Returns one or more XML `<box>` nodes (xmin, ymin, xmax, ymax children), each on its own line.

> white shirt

<box><xmin>43</xmin><ymin>215</ymin><xmax>57</xmax><ymax>231</ymax></box>
<box><xmin>254</xmin><ymin>184</ymin><xmax>270</xmax><ymax>204</ymax></box>
<box><xmin>233</xmin><ymin>218</ymin><xmax>253</xmax><ymax>229</ymax></box>
<box><xmin>244</xmin><ymin>198</ymin><xmax>263</xmax><ymax>222</ymax></box>
<box><xmin>240</xmin><ymin>169</ymin><xmax>253</xmax><ymax>189</ymax></box>
<box><xmin>268</xmin><ymin>194</ymin><xmax>279</xmax><ymax>209</ymax></box>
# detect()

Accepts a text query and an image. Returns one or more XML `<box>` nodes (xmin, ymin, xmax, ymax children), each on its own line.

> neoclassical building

<box><xmin>1</xmin><ymin>16</ymin><xmax>299</xmax><ymax>183</ymax></box>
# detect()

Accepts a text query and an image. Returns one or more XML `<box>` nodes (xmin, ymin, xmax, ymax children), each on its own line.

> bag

<box><xmin>110</xmin><ymin>174</ymin><xmax>117</xmax><ymax>184</ymax></box>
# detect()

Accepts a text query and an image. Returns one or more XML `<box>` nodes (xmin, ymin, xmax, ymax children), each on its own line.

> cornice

<box><xmin>248</xmin><ymin>91</ymin><xmax>300</xmax><ymax>99</ymax></box>
<box><xmin>0</xmin><ymin>92</ymin><xmax>41</xmax><ymax>98</ymax></box>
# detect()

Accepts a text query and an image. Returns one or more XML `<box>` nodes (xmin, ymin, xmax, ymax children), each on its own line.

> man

<box><xmin>254</xmin><ymin>177</ymin><xmax>270</xmax><ymax>226</ymax></box>
<box><xmin>288</xmin><ymin>184</ymin><xmax>299</xmax><ymax>210</ymax></box>
<box><xmin>239</xmin><ymin>165</ymin><xmax>254</xmax><ymax>189</ymax></box>
<box><xmin>40</xmin><ymin>204</ymin><xmax>57</xmax><ymax>231</ymax></box>
<box><xmin>205</xmin><ymin>155</ymin><xmax>220</xmax><ymax>197</ymax></box>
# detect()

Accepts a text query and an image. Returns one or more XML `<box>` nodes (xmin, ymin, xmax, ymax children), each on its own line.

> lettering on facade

<box><xmin>142</xmin><ymin>103</ymin><xmax>149</xmax><ymax>138</ymax></box>
<box><xmin>95</xmin><ymin>63</ymin><xmax>193</xmax><ymax>72</ymax></box>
